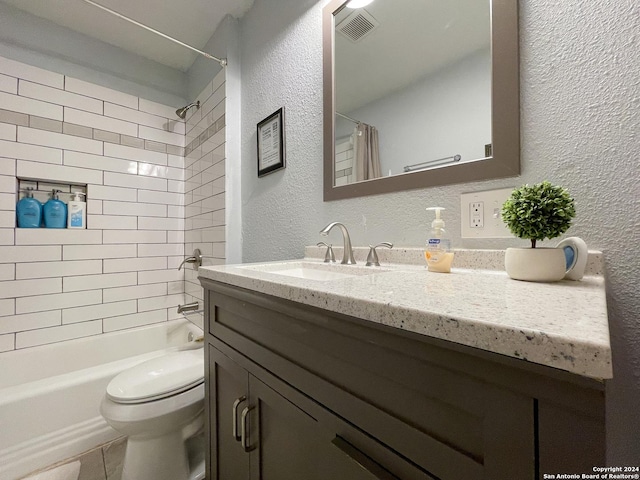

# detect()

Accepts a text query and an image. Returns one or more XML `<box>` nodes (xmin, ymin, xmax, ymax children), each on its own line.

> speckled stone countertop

<box><xmin>198</xmin><ymin>248</ymin><xmax>611</xmax><ymax>380</ymax></box>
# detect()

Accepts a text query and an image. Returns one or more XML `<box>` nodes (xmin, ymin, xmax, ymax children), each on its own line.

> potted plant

<box><xmin>501</xmin><ymin>181</ymin><xmax>576</xmax><ymax>282</ymax></box>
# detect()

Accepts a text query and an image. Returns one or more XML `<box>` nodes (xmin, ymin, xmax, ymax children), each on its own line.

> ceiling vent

<box><xmin>336</xmin><ymin>9</ymin><xmax>379</xmax><ymax>43</ymax></box>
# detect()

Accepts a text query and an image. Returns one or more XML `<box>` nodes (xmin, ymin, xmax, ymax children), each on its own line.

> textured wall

<box><xmin>239</xmin><ymin>0</ymin><xmax>640</xmax><ymax>462</ymax></box>
<box><xmin>240</xmin><ymin>0</ymin><xmax>325</xmax><ymax>262</ymax></box>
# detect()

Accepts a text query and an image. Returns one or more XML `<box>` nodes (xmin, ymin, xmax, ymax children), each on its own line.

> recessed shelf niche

<box><xmin>16</xmin><ymin>178</ymin><xmax>87</xmax><ymax>229</ymax></box>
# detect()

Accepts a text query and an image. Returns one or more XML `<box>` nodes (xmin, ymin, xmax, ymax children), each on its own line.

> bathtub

<box><xmin>0</xmin><ymin>319</ymin><xmax>203</xmax><ymax>480</ymax></box>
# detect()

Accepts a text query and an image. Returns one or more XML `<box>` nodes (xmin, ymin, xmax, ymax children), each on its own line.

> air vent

<box><xmin>336</xmin><ymin>9</ymin><xmax>379</xmax><ymax>43</ymax></box>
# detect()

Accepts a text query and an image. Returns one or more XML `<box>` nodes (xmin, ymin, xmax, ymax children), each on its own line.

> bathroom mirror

<box><xmin>323</xmin><ymin>0</ymin><xmax>520</xmax><ymax>201</ymax></box>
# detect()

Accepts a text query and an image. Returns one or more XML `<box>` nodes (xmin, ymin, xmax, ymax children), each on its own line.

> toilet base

<box><xmin>121</xmin><ymin>431</ymin><xmax>204</xmax><ymax>480</ymax></box>
<box><xmin>186</xmin><ymin>432</ymin><xmax>205</xmax><ymax>480</ymax></box>
<box><xmin>122</xmin><ymin>432</ymin><xmax>189</xmax><ymax>480</ymax></box>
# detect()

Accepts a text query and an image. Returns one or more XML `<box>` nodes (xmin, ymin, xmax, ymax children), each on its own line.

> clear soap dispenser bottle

<box><xmin>425</xmin><ymin>207</ymin><xmax>454</xmax><ymax>273</ymax></box>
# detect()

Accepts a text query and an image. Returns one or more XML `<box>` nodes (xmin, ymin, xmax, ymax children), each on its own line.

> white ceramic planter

<box><xmin>505</xmin><ymin>247</ymin><xmax>567</xmax><ymax>282</ymax></box>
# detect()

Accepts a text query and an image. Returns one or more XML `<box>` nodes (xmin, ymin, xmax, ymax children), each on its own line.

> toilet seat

<box><xmin>107</xmin><ymin>348</ymin><xmax>204</xmax><ymax>404</ymax></box>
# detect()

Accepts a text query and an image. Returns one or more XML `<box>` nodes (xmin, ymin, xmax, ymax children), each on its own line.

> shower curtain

<box><xmin>353</xmin><ymin>123</ymin><xmax>381</xmax><ymax>182</ymax></box>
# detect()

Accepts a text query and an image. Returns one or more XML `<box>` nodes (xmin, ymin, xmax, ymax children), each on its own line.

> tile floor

<box><xmin>21</xmin><ymin>436</ymin><xmax>126</xmax><ymax>480</ymax></box>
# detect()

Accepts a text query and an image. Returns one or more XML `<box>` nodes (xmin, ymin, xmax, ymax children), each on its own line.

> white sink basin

<box><xmin>238</xmin><ymin>261</ymin><xmax>386</xmax><ymax>281</ymax></box>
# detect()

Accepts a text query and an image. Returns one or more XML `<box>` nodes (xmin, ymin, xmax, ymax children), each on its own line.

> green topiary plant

<box><xmin>501</xmin><ymin>181</ymin><xmax>575</xmax><ymax>248</ymax></box>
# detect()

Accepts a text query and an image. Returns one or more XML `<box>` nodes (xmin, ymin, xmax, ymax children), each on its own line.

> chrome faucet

<box><xmin>319</xmin><ymin>222</ymin><xmax>356</xmax><ymax>265</ymax></box>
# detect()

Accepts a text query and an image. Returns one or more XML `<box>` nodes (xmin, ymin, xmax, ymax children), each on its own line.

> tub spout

<box><xmin>177</xmin><ymin>302</ymin><xmax>199</xmax><ymax>314</ymax></box>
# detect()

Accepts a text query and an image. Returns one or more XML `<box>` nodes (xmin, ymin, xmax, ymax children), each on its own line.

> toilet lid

<box><xmin>107</xmin><ymin>348</ymin><xmax>204</xmax><ymax>404</ymax></box>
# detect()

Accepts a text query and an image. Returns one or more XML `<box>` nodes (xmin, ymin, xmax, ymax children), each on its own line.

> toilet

<box><xmin>100</xmin><ymin>347</ymin><xmax>205</xmax><ymax>480</ymax></box>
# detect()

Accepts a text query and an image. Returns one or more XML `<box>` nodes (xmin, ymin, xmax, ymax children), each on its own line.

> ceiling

<box><xmin>0</xmin><ymin>0</ymin><xmax>254</xmax><ymax>71</ymax></box>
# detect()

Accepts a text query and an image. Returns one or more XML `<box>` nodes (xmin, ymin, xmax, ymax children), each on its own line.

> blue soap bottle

<box><xmin>16</xmin><ymin>187</ymin><xmax>43</xmax><ymax>228</ymax></box>
<box><xmin>43</xmin><ymin>189</ymin><xmax>67</xmax><ymax>228</ymax></box>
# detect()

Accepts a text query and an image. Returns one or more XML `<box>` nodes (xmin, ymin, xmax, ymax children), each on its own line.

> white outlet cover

<box><xmin>461</xmin><ymin>188</ymin><xmax>515</xmax><ymax>238</ymax></box>
<box><xmin>470</xmin><ymin>201</ymin><xmax>484</xmax><ymax>228</ymax></box>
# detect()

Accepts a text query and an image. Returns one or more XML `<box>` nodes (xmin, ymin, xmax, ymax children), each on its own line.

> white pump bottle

<box><xmin>67</xmin><ymin>192</ymin><xmax>87</xmax><ymax>229</ymax></box>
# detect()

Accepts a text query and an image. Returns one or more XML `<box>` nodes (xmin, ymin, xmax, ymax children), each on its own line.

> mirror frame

<box><xmin>323</xmin><ymin>0</ymin><xmax>520</xmax><ymax>201</ymax></box>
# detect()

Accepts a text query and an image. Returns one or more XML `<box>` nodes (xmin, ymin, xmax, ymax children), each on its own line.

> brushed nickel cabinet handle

<box><xmin>331</xmin><ymin>436</ymin><xmax>400</xmax><ymax>480</ymax></box>
<box><xmin>241</xmin><ymin>405</ymin><xmax>255</xmax><ymax>452</ymax></box>
<box><xmin>232</xmin><ymin>396</ymin><xmax>246</xmax><ymax>441</ymax></box>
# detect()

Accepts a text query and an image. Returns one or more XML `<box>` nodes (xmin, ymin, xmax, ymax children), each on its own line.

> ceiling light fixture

<box><xmin>346</xmin><ymin>0</ymin><xmax>374</xmax><ymax>8</ymax></box>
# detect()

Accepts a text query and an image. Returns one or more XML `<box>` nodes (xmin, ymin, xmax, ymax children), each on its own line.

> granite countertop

<box><xmin>198</xmin><ymin>248</ymin><xmax>612</xmax><ymax>380</ymax></box>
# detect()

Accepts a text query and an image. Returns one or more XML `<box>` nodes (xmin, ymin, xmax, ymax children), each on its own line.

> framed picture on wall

<box><xmin>257</xmin><ymin>107</ymin><xmax>286</xmax><ymax>177</ymax></box>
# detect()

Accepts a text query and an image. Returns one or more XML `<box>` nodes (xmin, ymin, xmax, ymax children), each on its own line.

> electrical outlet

<box><xmin>470</xmin><ymin>202</ymin><xmax>484</xmax><ymax>228</ymax></box>
<box><xmin>461</xmin><ymin>188</ymin><xmax>514</xmax><ymax>238</ymax></box>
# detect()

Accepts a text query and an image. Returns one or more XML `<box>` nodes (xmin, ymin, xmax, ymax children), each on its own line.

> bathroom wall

<box><xmin>183</xmin><ymin>69</ymin><xmax>227</xmax><ymax>329</ymax></box>
<box><xmin>237</xmin><ymin>0</ymin><xmax>640</xmax><ymax>463</ymax></box>
<box><xmin>0</xmin><ymin>2</ymin><xmax>188</xmax><ymax>108</ymax></box>
<box><xmin>0</xmin><ymin>55</ymin><xmax>187</xmax><ymax>352</ymax></box>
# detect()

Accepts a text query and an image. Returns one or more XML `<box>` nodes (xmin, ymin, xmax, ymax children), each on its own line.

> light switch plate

<box><xmin>461</xmin><ymin>188</ymin><xmax>514</xmax><ymax>238</ymax></box>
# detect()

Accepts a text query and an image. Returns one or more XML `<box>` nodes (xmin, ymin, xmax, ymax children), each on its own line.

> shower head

<box><xmin>175</xmin><ymin>101</ymin><xmax>200</xmax><ymax>120</ymax></box>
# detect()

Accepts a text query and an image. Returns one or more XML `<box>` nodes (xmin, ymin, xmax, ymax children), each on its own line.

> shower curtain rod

<box><xmin>80</xmin><ymin>0</ymin><xmax>227</xmax><ymax>67</ymax></box>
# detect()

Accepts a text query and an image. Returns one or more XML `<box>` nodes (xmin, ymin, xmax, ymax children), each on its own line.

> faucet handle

<box><xmin>366</xmin><ymin>242</ymin><xmax>393</xmax><ymax>267</ymax></box>
<box><xmin>317</xmin><ymin>242</ymin><xmax>336</xmax><ymax>263</ymax></box>
<box><xmin>178</xmin><ymin>248</ymin><xmax>202</xmax><ymax>271</ymax></box>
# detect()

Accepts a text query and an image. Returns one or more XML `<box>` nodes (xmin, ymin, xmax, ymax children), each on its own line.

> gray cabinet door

<box><xmin>247</xmin><ymin>375</ymin><xmax>403</xmax><ymax>480</ymax></box>
<box><xmin>210</xmin><ymin>342</ymin><xmax>417</xmax><ymax>480</ymax></box>
<box><xmin>208</xmin><ymin>345</ymin><xmax>250</xmax><ymax>480</ymax></box>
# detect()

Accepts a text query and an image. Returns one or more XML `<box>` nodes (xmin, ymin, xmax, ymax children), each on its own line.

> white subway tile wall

<box><xmin>0</xmin><ymin>73</ymin><xmax>18</xmax><ymax>94</ymax></box>
<box><xmin>334</xmin><ymin>137</ymin><xmax>354</xmax><ymax>186</ymax></box>
<box><xmin>183</xmin><ymin>70</ymin><xmax>226</xmax><ymax>330</ymax></box>
<box><xmin>19</xmin><ymin>80</ymin><xmax>103</xmax><ymax>114</ymax></box>
<box><xmin>0</xmin><ymin>55</ymin><xmax>227</xmax><ymax>352</ymax></box>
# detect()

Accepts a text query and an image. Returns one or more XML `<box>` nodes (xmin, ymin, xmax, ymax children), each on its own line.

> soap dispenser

<box><xmin>67</xmin><ymin>192</ymin><xmax>87</xmax><ymax>229</ymax></box>
<box><xmin>425</xmin><ymin>207</ymin><xmax>454</xmax><ymax>273</ymax></box>
<box><xmin>16</xmin><ymin>187</ymin><xmax>42</xmax><ymax>228</ymax></box>
<box><xmin>43</xmin><ymin>189</ymin><xmax>67</xmax><ymax>228</ymax></box>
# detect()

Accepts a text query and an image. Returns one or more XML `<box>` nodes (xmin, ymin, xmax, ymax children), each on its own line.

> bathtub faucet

<box><xmin>178</xmin><ymin>249</ymin><xmax>202</xmax><ymax>271</ymax></box>
<box><xmin>177</xmin><ymin>302</ymin><xmax>199</xmax><ymax>314</ymax></box>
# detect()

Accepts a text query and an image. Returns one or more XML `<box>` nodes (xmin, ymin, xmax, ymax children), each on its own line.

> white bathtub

<box><xmin>0</xmin><ymin>319</ymin><xmax>203</xmax><ymax>480</ymax></box>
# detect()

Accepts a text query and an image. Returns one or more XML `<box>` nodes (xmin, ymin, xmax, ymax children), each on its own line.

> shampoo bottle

<box><xmin>16</xmin><ymin>187</ymin><xmax>42</xmax><ymax>228</ymax></box>
<box><xmin>425</xmin><ymin>207</ymin><xmax>454</xmax><ymax>273</ymax></box>
<box><xmin>43</xmin><ymin>189</ymin><xmax>67</xmax><ymax>228</ymax></box>
<box><xmin>67</xmin><ymin>192</ymin><xmax>87</xmax><ymax>229</ymax></box>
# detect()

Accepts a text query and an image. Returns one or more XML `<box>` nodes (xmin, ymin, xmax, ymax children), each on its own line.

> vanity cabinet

<box><xmin>202</xmin><ymin>279</ymin><xmax>605</xmax><ymax>480</ymax></box>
